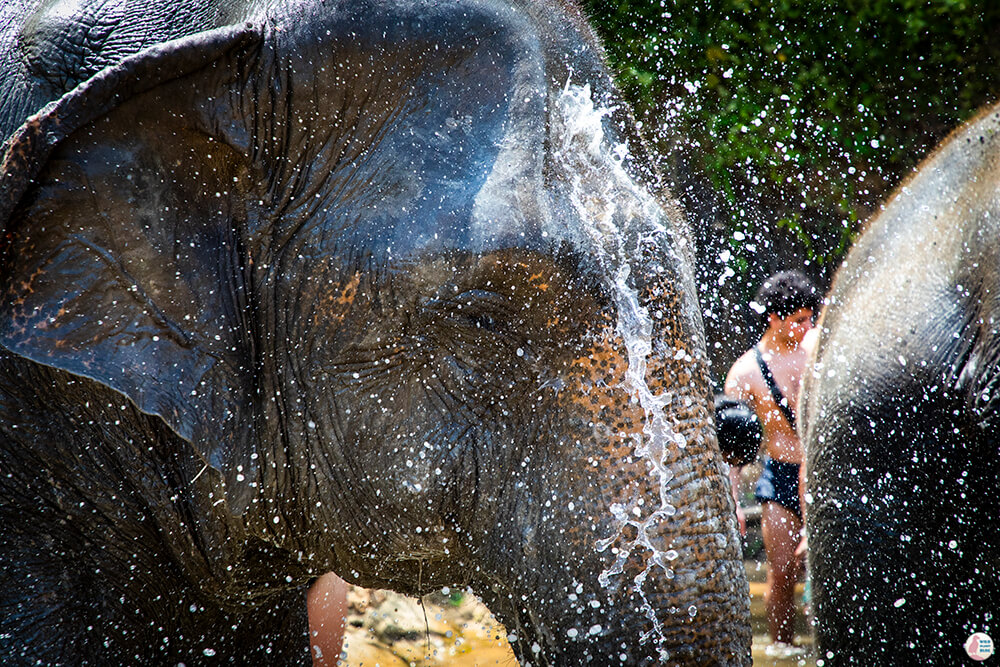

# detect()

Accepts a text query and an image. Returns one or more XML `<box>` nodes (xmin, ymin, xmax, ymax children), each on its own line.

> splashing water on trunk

<box><xmin>552</xmin><ymin>80</ymin><xmax>694</xmax><ymax>660</ymax></box>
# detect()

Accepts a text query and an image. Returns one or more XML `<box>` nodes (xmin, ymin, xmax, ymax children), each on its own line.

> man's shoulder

<box><xmin>732</xmin><ymin>346</ymin><xmax>762</xmax><ymax>371</ymax></box>
<box><xmin>726</xmin><ymin>347</ymin><xmax>764</xmax><ymax>386</ymax></box>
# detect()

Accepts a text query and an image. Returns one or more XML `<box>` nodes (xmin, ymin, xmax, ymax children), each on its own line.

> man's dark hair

<box><xmin>752</xmin><ymin>270</ymin><xmax>820</xmax><ymax>319</ymax></box>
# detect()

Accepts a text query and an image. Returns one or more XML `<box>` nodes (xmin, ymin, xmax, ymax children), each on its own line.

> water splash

<box><xmin>552</xmin><ymin>80</ymin><xmax>688</xmax><ymax>654</ymax></box>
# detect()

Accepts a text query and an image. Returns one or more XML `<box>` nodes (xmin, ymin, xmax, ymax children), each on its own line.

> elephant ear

<box><xmin>0</xmin><ymin>25</ymin><xmax>262</xmax><ymax>511</ymax></box>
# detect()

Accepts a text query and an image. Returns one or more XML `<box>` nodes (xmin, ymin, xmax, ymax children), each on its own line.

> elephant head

<box><xmin>0</xmin><ymin>0</ymin><xmax>749</xmax><ymax>664</ymax></box>
<box><xmin>801</xmin><ymin>102</ymin><xmax>1000</xmax><ymax>664</ymax></box>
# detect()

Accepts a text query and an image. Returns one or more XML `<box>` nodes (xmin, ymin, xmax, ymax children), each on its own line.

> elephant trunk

<box><xmin>475</xmin><ymin>272</ymin><xmax>751</xmax><ymax>665</ymax></box>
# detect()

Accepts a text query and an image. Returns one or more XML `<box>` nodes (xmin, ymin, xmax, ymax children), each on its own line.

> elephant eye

<box><xmin>468</xmin><ymin>312</ymin><xmax>499</xmax><ymax>331</ymax></box>
<box><xmin>438</xmin><ymin>290</ymin><xmax>514</xmax><ymax>335</ymax></box>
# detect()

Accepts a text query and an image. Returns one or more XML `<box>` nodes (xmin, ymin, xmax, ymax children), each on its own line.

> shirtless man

<box><xmin>725</xmin><ymin>270</ymin><xmax>819</xmax><ymax>655</ymax></box>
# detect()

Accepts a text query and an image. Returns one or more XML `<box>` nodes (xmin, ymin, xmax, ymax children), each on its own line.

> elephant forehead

<box><xmin>240</xmin><ymin>0</ymin><xmax>675</xmax><ymax>279</ymax></box>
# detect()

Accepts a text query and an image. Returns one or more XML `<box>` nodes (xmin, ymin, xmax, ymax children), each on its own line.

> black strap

<box><xmin>754</xmin><ymin>347</ymin><xmax>796</xmax><ymax>429</ymax></box>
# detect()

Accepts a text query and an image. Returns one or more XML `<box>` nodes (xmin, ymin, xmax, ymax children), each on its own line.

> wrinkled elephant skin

<box><xmin>802</xmin><ymin>102</ymin><xmax>1000</xmax><ymax>665</ymax></box>
<box><xmin>0</xmin><ymin>0</ymin><xmax>750</xmax><ymax>664</ymax></box>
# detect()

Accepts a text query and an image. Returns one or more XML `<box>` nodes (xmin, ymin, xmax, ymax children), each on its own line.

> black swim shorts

<box><xmin>754</xmin><ymin>457</ymin><xmax>801</xmax><ymax>517</ymax></box>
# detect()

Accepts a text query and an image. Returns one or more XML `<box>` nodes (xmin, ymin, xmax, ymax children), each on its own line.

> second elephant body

<box><xmin>802</xmin><ymin>102</ymin><xmax>1000</xmax><ymax>665</ymax></box>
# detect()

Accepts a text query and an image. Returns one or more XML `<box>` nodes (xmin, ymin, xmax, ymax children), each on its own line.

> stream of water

<box><xmin>551</xmin><ymin>79</ymin><xmax>689</xmax><ymax>659</ymax></box>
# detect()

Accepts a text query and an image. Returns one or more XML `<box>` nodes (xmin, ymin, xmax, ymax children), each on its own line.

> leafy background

<box><xmin>583</xmin><ymin>0</ymin><xmax>1000</xmax><ymax>382</ymax></box>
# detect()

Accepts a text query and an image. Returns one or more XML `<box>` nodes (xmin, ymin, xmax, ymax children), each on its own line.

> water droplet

<box><xmin>894</xmin><ymin>598</ymin><xmax>906</xmax><ymax>607</ymax></box>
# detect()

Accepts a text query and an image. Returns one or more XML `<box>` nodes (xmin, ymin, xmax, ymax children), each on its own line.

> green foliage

<box><xmin>585</xmin><ymin>0</ymin><xmax>1000</xmax><ymax>269</ymax></box>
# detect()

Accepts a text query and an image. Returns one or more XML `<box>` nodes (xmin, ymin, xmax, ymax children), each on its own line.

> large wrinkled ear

<box><xmin>0</xmin><ymin>25</ymin><xmax>261</xmax><ymax>511</ymax></box>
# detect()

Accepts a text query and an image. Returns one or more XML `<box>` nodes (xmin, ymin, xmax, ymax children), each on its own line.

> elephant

<box><xmin>801</xmin><ymin>101</ymin><xmax>1000</xmax><ymax>665</ymax></box>
<box><xmin>0</xmin><ymin>0</ymin><xmax>751</xmax><ymax>664</ymax></box>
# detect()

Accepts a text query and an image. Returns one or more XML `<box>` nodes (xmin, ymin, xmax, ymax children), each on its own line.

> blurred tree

<box><xmin>584</xmin><ymin>0</ymin><xmax>1000</xmax><ymax>376</ymax></box>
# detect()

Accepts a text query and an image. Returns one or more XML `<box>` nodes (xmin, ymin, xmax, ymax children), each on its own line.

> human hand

<box><xmin>793</xmin><ymin>532</ymin><xmax>808</xmax><ymax>561</ymax></box>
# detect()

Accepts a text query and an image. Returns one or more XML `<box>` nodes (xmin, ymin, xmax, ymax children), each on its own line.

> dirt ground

<box><xmin>340</xmin><ymin>587</ymin><xmax>517</xmax><ymax>666</ymax></box>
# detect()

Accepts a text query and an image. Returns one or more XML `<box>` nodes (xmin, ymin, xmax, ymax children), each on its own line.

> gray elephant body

<box><xmin>802</xmin><ymin>102</ymin><xmax>1000</xmax><ymax>664</ymax></box>
<box><xmin>0</xmin><ymin>0</ymin><xmax>749</xmax><ymax>664</ymax></box>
